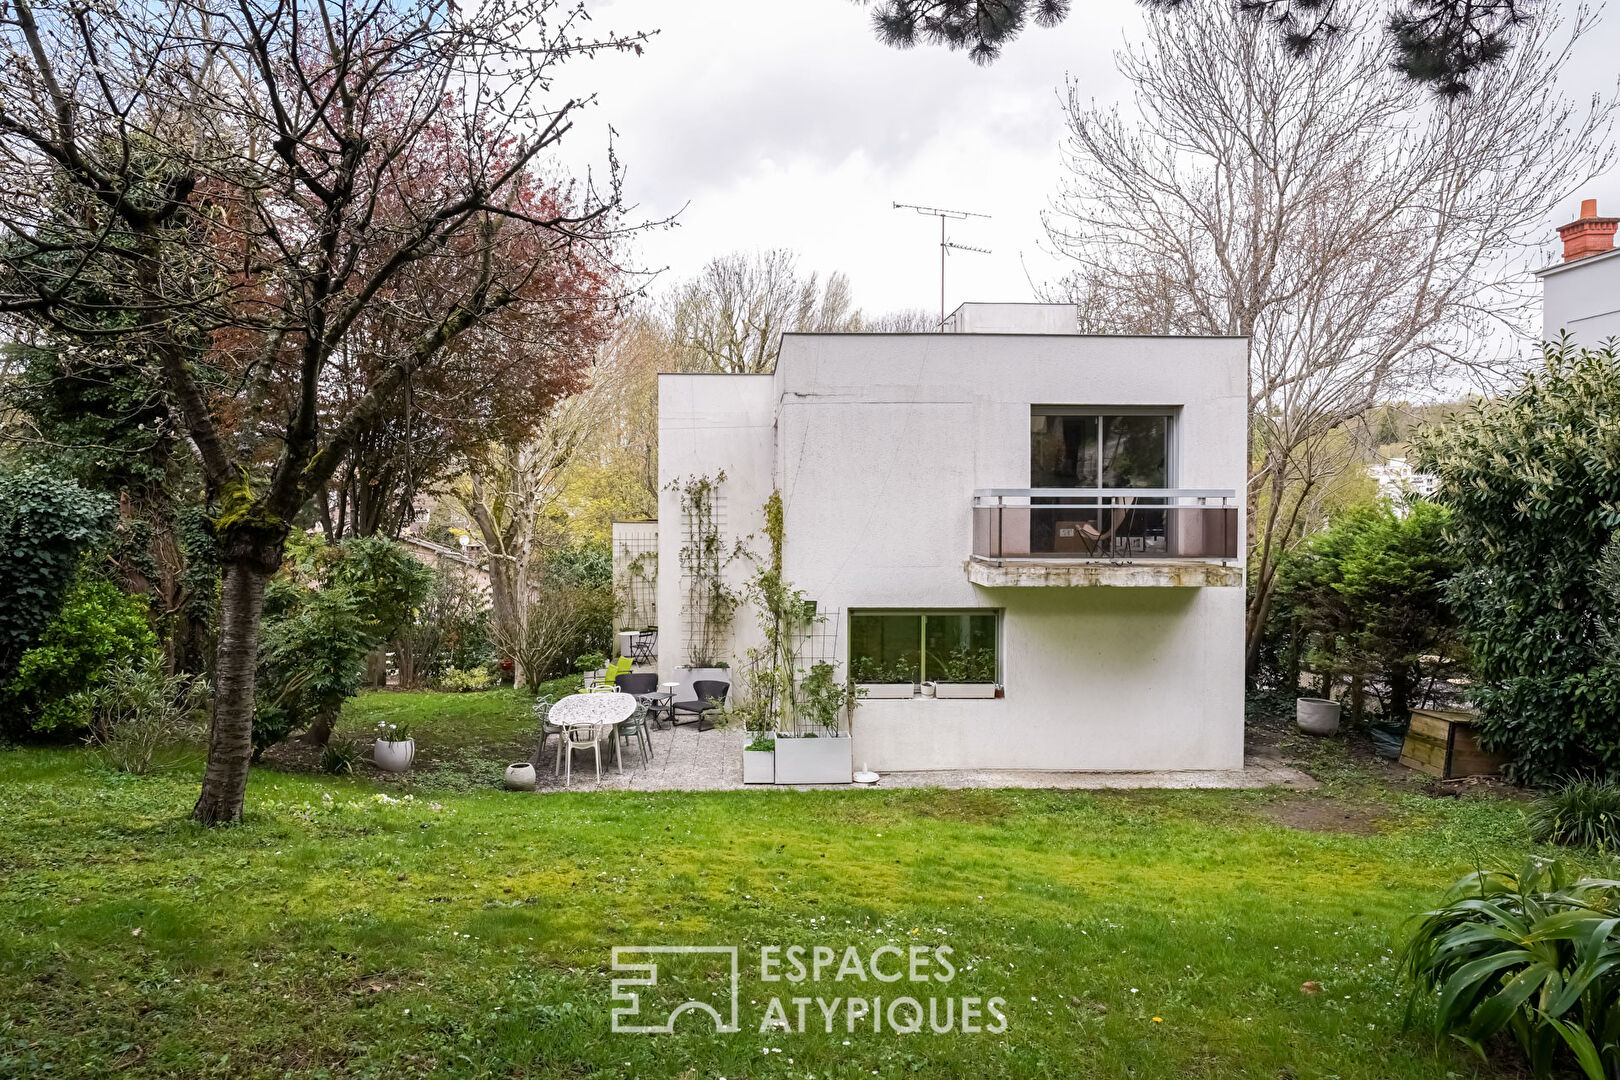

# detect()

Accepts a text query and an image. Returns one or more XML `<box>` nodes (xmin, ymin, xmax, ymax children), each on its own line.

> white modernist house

<box><xmin>656</xmin><ymin>303</ymin><xmax>1248</xmax><ymax>773</ymax></box>
<box><xmin>1537</xmin><ymin>198</ymin><xmax>1620</xmax><ymax>345</ymax></box>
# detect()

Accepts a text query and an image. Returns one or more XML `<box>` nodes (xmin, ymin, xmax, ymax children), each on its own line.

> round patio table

<box><xmin>549</xmin><ymin>692</ymin><xmax>638</xmax><ymax>780</ymax></box>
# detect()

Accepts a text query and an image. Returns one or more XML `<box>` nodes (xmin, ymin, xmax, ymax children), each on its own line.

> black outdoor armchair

<box><xmin>672</xmin><ymin>680</ymin><xmax>729</xmax><ymax>732</ymax></box>
<box><xmin>614</xmin><ymin>672</ymin><xmax>666</xmax><ymax>722</ymax></box>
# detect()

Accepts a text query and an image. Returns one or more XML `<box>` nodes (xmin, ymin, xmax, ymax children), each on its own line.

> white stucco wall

<box><xmin>656</xmin><ymin>374</ymin><xmax>775</xmax><ymax>696</ymax></box>
<box><xmin>1541</xmin><ymin>249</ymin><xmax>1620</xmax><ymax>344</ymax></box>
<box><xmin>770</xmin><ymin>330</ymin><xmax>1248</xmax><ymax>772</ymax></box>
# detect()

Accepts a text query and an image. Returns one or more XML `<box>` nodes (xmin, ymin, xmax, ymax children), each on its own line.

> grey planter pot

<box><xmin>742</xmin><ymin>747</ymin><xmax>775</xmax><ymax>785</ymax></box>
<box><xmin>1296</xmin><ymin>697</ymin><xmax>1341</xmax><ymax>736</ymax></box>
<box><xmin>774</xmin><ymin>733</ymin><xmax>852</xmax><ymax>784</ymax></box>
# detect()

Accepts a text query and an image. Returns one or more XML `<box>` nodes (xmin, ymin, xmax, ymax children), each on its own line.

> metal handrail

<box><xmin>973</xmin><ymin>488</ymin><xmax>1237</xmax><ymax>502</ymax></box>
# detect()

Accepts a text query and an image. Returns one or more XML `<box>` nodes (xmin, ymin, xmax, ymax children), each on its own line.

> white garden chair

<box><xmin>558</xmin><ymin>720</ymin><xmax>617</xmax><ymax>787</ymax></box>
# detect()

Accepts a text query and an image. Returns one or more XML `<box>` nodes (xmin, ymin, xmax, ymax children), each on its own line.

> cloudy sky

<box><xmin>554</xmin><ymin>0</ymin><xmax>1620</xmax><ymax>321</ymax></box>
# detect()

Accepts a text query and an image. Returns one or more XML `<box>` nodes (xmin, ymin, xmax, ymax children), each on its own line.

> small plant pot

<box><xmin>935</xmin><ymin>682</ymin><xmax>997</xmax><ymax>699</ymax></box>
<box><xmin>921</xmin><ymin>682</ymin><xmax>936</xmax><ymax>698</ymax></box>
<box><xmin>504</xmin><ymin>762</ymin><xmax>537</xmax><ymax>791</ymax></box>
<box><xmin>1296</xmin><ymin>697</ymin><xmax>1341</xmax><ymax>736</ymax></box>
<box><xmin>742</xmin><ymin>746</ymin><xmax>775</xmax><ymax>785</ymax></box>
<box><xmin>373</xmin><ymin>738</ymin><xmax>416</xmax><ymax>773</ymax></box>
<box><xmin>859</xmin><ymin>683</ymin><xmax>916</xmax><ymax>699</ymax></box>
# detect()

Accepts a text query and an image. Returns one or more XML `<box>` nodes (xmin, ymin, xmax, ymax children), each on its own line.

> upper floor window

<box><xmin>1031</xmin><ymin>409</ymin><xmax>1174</xmax><ymax>489</ymax></box>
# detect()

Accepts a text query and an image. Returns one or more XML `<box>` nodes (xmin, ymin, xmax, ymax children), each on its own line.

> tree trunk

<box><xmin>487</xmin><ymin>556</ymin><xmax>527</xmax><ymax>687</ymax></box>
<box><xmin>191</xmin><ymin>555</ymin><xmax>272</xmax><ymax>825</ymax></box>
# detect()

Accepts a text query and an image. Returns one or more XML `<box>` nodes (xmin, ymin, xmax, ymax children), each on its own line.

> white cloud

<box><xmin>550</xmin><ymin>0</ymin><xmax>1619</xmax><ymax>317</ymax></box>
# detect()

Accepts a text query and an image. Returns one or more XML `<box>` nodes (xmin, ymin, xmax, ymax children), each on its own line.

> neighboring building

<box><xmin>1537</xmin><ymin>198</ymin><xmax>1620</xmax><ymax>345</ymax></box>
<box><xmin>1367</xmin><ymin>457</ymin><xmax>1439</xmax><ymax>506</ymax></box>
<box><xmin>654</xmin><ymin>303</ymin><xmax>1247</xmax><ymax>773</ymax></box>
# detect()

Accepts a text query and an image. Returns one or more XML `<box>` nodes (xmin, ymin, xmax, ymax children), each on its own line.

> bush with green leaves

<box><xmin>437</xmin><ymin>665</ymin><xmax>494</xmax><ymax>693</ymax></box>
<box><xmin>1414</xmin><ymin>340</ymin><xmax>1620</xmax><ymax>783</ymax></box>
<box><xmin>320</xmin><ymin>739</ymin><xmax>360</xmax><ymax>776</ymax></box>
<box><xmin>1404</xmin><ymin>858</ymin><xmax>1620</xmax><ymax>1079</ymax></box>
<box><xmin>1263</xmin><ymin>499</ymin><xmax>1460</xmax><ymax>721</ymax></box>
<box><xmin>253</xmin><ymin>535</ymin><xmax>435</xmax><ymax>752</ymax></box>
<box><xmin>0</xmin><ymin>466</ymin><xmax>114</xmax><ymax>685</ymax></box>
<box><xmin>79</xmin><ymin>655</ymin><xmax>202</xmax><ymax>774</ymax></box>
<box><xmin>1531</xmin><ymin>779</ymin><xmax>1620</xmax><ymax>851</ymax></box>
<box><xmin>5</xmin><ymin>578</ymin><xmax>160</xmax><ymax>735</ymax></box>
<box><xmin>253</xmin><ymin>578</ymin><xmax>370</xmax><ymax>757</ymax></box>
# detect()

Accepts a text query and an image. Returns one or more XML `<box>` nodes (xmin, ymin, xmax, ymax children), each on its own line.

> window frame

<box><xmin>847</xmin><ymin>608</ymin><xmax>1003</xmax><ymax>686</ymax></box>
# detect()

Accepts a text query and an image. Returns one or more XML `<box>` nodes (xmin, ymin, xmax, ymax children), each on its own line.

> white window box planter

<box><xmin>858</xmin><ymin>682</ymin><xmax>916</xmax><ymax>699</ymax></box>
<box><xmin>934</xmin><ymin>683</ymin><xmax>998</xmax><ymax>699</ymax></box>
<box><xmin>742</xmin><ymin>744</ymin><xmax>775</xmax><ymax>785</ymax></box>
<box><xmin>773</xmin><ymin>733</ymin><xmax>852</xmax><ymax>784</ymax></box>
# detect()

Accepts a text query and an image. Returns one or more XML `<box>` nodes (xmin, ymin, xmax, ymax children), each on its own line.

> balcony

<box><xmin>969</xmin><ymin>489</ymin><xmax>1243</xmax><ymax>587</ymax></box>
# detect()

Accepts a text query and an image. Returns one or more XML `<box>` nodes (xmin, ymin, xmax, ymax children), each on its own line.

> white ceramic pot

<box><xmin>935</xmin><ymin>683</ymin><xmax>998</xmax><ymax>699</ymax></box>
<box><xmin>742</xmin><ymin>747</ymin><xmax>775</xmax><ymax>785</ymax></box>
<box><xmin>504</xmin><ymin>762</ymin><xmax>537</xmax><ymax>791</ymax></box>
<box><xmin>373</xmin><ymin>738</ymin><xmax>415</xmax><ymax>773</ymax></box>
<box><xmin>859</xmin><ymin>682</ymin><xmax>916</xmax><ymax>699</ymax></box>
<box><xmin>1296</xmin><ymin>697</ymin><xmax>1341</xmax><ymax>736</ymax></box>
<box><xmin>774</xmin><ymin>733</ymin><xmax>852</xmax><ymax>785</ymax></box>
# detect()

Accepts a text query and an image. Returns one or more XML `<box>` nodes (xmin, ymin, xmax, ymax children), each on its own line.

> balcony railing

<box><xmin>972</xmin><ymin>489</ymin><xmax>1240</xmax><ymax>562</ymax></box>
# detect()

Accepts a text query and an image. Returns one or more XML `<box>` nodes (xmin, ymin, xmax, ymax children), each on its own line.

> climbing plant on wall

<box><xmin>671</xmin><ymin>472</ymin><xmax>742</xmax><ymax>666</ymax></box>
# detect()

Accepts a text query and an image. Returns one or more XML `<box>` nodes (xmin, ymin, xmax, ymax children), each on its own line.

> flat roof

<box><xmin>1535</xmin><ymin>246</ymin><xmax>1620</xmax><ymax>277</ymax></box>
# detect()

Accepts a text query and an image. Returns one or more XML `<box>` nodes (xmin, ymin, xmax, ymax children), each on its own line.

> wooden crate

<box><xmin>1399</xmin><ymin>709</ymin><xmax>1507</xmax><ymax>779</ymax></box>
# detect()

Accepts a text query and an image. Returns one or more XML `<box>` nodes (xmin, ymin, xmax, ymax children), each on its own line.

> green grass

<box><xmin>0</xmin><ymin>689</ymin><xmax>1555</xmax><ymax>1079</ymax></box>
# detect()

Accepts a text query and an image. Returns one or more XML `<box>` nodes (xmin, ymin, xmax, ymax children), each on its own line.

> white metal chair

<box><xmin>559</xmin><ymin>721</ymin><xmax>613</xmax><ymax>787</ymax></box>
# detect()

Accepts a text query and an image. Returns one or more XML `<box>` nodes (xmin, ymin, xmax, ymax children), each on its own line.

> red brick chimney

<box><xmin>1557</xmin><ymin>198</ymin><xmax>1619</xmax><ymax>262</ymax></box>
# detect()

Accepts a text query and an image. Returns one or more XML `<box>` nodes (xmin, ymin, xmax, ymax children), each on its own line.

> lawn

<box><xmin>0</xmin><ymin>689</ymin><xmax>1553</xmax><ymax>1079</ymax></box>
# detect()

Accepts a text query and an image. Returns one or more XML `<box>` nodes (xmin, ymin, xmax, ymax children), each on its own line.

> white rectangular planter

<box><xmin>934</xmin><ymin>683</ymin><xmax>998</xmax><ymax>699</ymax></box>
<box><xmin>858</xmin><ymin>682</ymin><xmax>916</xmax><ymax>699</ymax></box>
<box><xmin>742</xmin><ymin>748</ymin><xmax>775</xmax><ymax>785</ymax></box>
<box><xmin>773</xmin><ymin>734</ymin><xmax>852</xmax><ymax>785</ymax></box>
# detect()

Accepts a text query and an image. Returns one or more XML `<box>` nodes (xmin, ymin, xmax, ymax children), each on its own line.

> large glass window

<box><xmin>1031</xmin><ymin>411</ymin><xmax>1171</xmax><ymax>489</ymax></box>
<box><xmin>849</xmin><ymin>611</ymin><xmax>999</xmax><ymax>684</ymax></box>
<box><xmin>1030</xmin><ymin>410</ymin><xmax>1175</xmax><ymax>556</ymax></box>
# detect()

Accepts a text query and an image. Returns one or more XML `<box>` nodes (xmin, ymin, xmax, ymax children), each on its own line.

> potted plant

<box><xmin>852</xmin><ymin>654</ymin><xmax>917</xmax><ymax>699</ymax></box>
<box><xmin>372</xmin><ymin>720</ymin><xmax>415</xmax><ymax>772</ymax></box>
<box><xmin>931</xmin><ymin>648</ymin><xmax>998</xmax><ymax>699</ymax></box>
<box><xmin>742</xmin><ymin>734</ymin><xmax>775</xmax><ymax>784</ymax></box>
<box><xmin>774</xmin><ymin>662</ymin><xmax>857</xmax><ymax>785</ymax></box>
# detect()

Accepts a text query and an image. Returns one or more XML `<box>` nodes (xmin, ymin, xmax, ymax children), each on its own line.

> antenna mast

<box><xmin>894</xmin><ymin>202</ymin><xmax>991</xmax><ymax>330</ymax></box>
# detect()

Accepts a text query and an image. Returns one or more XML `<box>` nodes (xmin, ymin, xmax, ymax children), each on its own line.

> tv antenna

<box><xmin>894</xmin><ymin>202</ymin><xmax>991</xmax><ymax>330</ymax></box>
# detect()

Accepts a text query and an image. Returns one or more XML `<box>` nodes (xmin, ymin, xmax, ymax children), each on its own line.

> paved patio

<box><xmin>524</xmin><ymin>716</ymin><xmax>1317</xmax><ymax>793</ymax></box>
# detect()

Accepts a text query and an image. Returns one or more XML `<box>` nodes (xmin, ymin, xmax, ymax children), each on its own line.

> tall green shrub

<box><xmin>1414</xmin><ymin>340</ymin><xmax>1620</xmax><ymax>783</ymax></box>
<box><xmin>5</xmin><ymin>578</ymin><xmax>159</xmax><ymax>734</ymax></box>
<box><xmin>0</xmin><ymin>466</ymin><xmax>114</xmax><ymax>683</ymax></box>
<box><xmin>252</xmin><ymin>534</ymin><xmax>432</xmax><ymax>751</ymax></box>
<box><xmin>1267</xmin><ymin>499</ymin><xmax>1460</xmax><ymax>721</ymax></box>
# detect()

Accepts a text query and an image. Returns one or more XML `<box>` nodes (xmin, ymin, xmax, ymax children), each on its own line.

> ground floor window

<box><xmin>848</xmin><ymin>610</ymin><xmax>999</xmax><ymax>684</ymax></box>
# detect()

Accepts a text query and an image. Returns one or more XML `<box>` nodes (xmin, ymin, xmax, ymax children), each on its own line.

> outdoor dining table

<box><xmin>548</xmin><ymin>691</ymin><xmax>638</xmax><ymax>778</ymax></box>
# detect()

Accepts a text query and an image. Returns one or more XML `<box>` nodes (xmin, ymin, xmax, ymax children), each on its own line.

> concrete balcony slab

<box><xmin>966</xmin><ymin>556</ymin><xmax>1243</xmax><ymax>588</ymax></box>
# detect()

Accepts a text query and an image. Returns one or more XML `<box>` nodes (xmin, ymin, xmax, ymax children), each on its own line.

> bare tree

<box><xmin>1043</xmin><ymin>0</ymin><xmax>1616</xmax><ymax>676</ymax></box>
<box><xmin>666</xmin><ymin>250</ymin><xmax>866</xmax><ymax>373</ymax></box>
<box><xmin>0</xmin><ymin>0</ymin><xmax>641</xmax><ymax>822</ymax></box>
<box><xmin>457</xmin><ymin>381</ymin><xmax>618</xmax><ymax>685</ymax></box>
